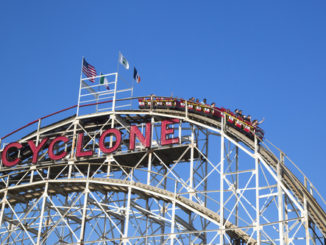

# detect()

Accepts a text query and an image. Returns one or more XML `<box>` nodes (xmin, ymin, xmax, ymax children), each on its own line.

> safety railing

<box><xmin>261</xmin><ymin>138</ymin><xmax>326</xmax><ymax>214</ymax></box>
<box><xmin>0</xmin><ymin>98</ymin><xmax>128</xmax><ymax>146</ymax></box>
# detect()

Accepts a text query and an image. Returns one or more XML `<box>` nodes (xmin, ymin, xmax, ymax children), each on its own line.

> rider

<box><xmin>252</xmin><ymin>118</ymin><xmax>264</xmax><ymax>127</ymax></box>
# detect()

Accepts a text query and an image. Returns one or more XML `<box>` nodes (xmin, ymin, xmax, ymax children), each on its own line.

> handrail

<box><xmin>262</xmin><ymin>137</ymin><xmax>326</xmax><ymax>210</ymax></box>
<box><xmin>0</xmin><ymin>99</ymin><xmax>115</xmax><ymax>141</ymax></box>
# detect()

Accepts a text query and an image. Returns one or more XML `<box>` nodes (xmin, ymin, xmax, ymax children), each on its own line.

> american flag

<box><xmin>82</xmin><ymin>58</ymin><xmax>97</xmax><ymax>82</ymax></box>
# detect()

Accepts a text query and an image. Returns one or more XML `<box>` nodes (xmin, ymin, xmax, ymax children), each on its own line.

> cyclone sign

<box><xmin>1</xmin><ymin>119</ymin><xmax>180</xmax><ymax>168</ymax></box>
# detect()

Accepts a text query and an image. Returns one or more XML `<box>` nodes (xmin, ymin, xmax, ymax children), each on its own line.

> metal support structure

<box><xmin>219</xmin><ymin>116</ymin><xmax>225</xmax><ymax>244</ymax></box>
<box><xmin>0</xmin><ymin>178</ymin><xmax>8</xmax><ymax>228</ymax></box>
<box><xmin>79</xmin><ymin>178</ymin><xmax>90</xmax><ymax>243</ymax></box>
<box><xmin>123</xmin><ymin>186</ymin><xmax>132</xmax><ymax>245</ymax></box>
<box><xmin>147</xmin><ymin>117</ymin><xmax>155</xmax><ymax>186</ymax></box>
<box><xmin>255</xmin><ymin>136</ymin><xmax>261</xmax><ymax>244</ymax></box>
<box><xmin>304</xmin><ymin>177</ymin><xmax>311</xmax><ymax>245</ymax></box>
<box><xmin>278</xmin><ymin>152</ymin><xmax>285</xmax><ymax>245</ymax></box>
<box><xmin>170</xmin><ymin>182</ymin><xmax>177</xmax><ymax>245</ymax></box>
<box><xmin>37</xmin><ymin>181</ymin><xmax>48</xmax><ymax>245</ymax></box>
<box><xmin>235</xmin><ymin>146</ymin><xmax>239</xmax><ymax>227</ymax></box>
<box><xmin>0</xmin><ymin>99</ymin><xmax>325</xmax><ymax>244</ymax></box>
<box><xmin>189</xmin><ymin>125</ymin><xmax>194</xmax><ymax>201</ymax></box>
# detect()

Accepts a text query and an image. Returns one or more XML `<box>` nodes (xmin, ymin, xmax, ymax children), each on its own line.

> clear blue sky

<box><xmin>1</xmin><ymin>1</ymin><xmax>326</xmax><ymax>197</ymax></box>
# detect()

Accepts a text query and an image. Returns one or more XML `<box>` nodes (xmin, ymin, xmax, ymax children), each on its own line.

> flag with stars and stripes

<box><xmin>82</xmin><ymin>58</ymin><xmax>97</xmax><ymax>82</ymax></box>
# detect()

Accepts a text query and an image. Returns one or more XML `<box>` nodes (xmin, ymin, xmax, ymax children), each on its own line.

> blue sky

<box><xmin>1</xmin><ymin>1</ymin><xmax>326</xmax><ymax>198</ymax></box>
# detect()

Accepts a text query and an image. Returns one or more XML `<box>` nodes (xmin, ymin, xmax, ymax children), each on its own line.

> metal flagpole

<box><xmin>77</xmin><ymin>56</ymin><xmax>84</xmax><ymax>116</ymax></box>
<box><xmin>96</xmin><ymin>72</ymin><xmax>99</xmax><ymax>112</ymax></box>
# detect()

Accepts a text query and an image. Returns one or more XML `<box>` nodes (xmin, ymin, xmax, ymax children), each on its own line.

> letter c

<box><xmin>1</xmin><ymin>142</ymin><xmax>23</xmax><ymax>167</ymax></box>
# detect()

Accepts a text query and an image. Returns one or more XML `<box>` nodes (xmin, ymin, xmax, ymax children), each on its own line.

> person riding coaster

<box><xmin>138</xmin><ymin>96</ymin><xmax>264</xmax><ymax>140</ymax></box>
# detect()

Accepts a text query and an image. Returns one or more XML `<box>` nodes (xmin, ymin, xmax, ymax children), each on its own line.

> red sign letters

<box><xmin>1</xmin><ymin>119</ymin><xmax>180</xmax><ymax>167</ymax></box>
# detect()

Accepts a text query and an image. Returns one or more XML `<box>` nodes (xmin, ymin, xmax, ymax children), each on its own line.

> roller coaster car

<box><xmin>164</xmin><ymin>98</ymin><xmax>174</xmax><ymax>108</ymax></box>
<box><xmin>226</xmin><ymin>112</ymin><xmax>236</xmax><ymax>124</ymax></box>
<box><xmin>187</xmin><ymin>102</ymin><xmax>195</xmax><ymax>111</ymax></box>
<box><xmin>212</xmin><ymin>107</ymin><xmax>223</xmax><ymax>118</ymax></box>
<box><xmin>195</xmin><ymin>104</ymin><xmax>202</xmax><ymax>113</ymax></box>
<box><xmin>255</xmin><ymin>127</ymin><xmax>265</xmax><ymax>139</ymax></box>
<box><xmin>154</xmin><ymin>97</ymin><xmax>164</xmax><ymax>109</ymax></box>
<box><xmin>235</xmin><ymin>117</ymin><xmax>244</xmax><ymax>129</ymax></box>
<box><xmin>243</xmin><ymin>122</ymin><xmax>252</xmax><ymax>134</ymax></box>
<box><xmin>139</xmin><ymin>98</ymin><xmax>152</xmax><ymax>109</ymax></box>
<box><xmin>138</xmin><ymin>98</ymin><xmax>145</xmax><ymax>109</ymax></box>
<box><xmin>138</xmin><ymin>97</ymin><xmax>264</xmax><ymax>140</ymax></box>
<box><xmin>175</xmin><ymin>99</ymin><xmax>186</xmax><ymax>110</ymax></box>
<box><xmin>202</xmin><ymin>105</ymin><xmax>211</xmax><ymax>115</ymax></box>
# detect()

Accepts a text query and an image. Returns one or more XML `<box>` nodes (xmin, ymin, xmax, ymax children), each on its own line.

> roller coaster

<box><xmin>0</xmin><ymin>74</ymin><xmax>326</xmax><ymax>244</ymax></box>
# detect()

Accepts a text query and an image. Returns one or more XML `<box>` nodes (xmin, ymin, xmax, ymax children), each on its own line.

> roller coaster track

<box><xmin>150</xmin><ymin>108</ymin><xmax>326</xmax><ymax>238</ymax></box>
<box><xmin>150</xmin><ymin>109</ymin><xmax>326</xmax><ymax>236</ymax></box>
<box><xmin>0</xmin><ymin>105</ymin><xmax>325</xmax><ymax>243</ymax></box>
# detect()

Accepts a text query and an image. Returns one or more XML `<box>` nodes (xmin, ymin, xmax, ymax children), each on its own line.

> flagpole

<box><xmin>77</xmin><ymin>56</ymin><xmax>84</xmax><ymax>116</ymax></box>
<box><xmin>97</xmin><ymin>73</ymin><xmax>103</xmax><ymax>113</ymax></box>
